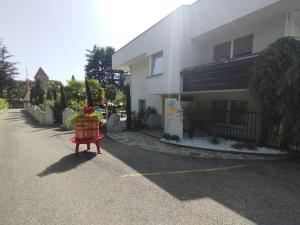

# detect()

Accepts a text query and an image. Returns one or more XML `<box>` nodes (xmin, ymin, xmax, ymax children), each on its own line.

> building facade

<box><xmin>112</xmin><ymin>0</ymin><xmax>300</xmax><ymax>136</ymax></box>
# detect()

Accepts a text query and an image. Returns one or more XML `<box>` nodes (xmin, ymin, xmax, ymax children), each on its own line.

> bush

<box><xmin>184</xmin><ymin>104</ymin><xmax>210</xmax><ymax>138</ymax></box>
<box><xmin>146</xmin><ymin>106</ymin><xmax>157</xmax><ymax>115</ymax></box>
<box><xmin>52</xmin><ymin>101</ymin><xmax>64</xmax><ymax>124</ymax></box>
<box><xmin>68</xmin><ymin>100</ymin><xmax>85</xmax><ymax>112</ymax></box>
<box><xmin>162</xmin><ymin>133</ymin><xmax>171</xmax><ymax>139</ymax></box>
<box><xmin>210</xmin><ymin>135</ymin><xmax>220</xmax><ymax>145</ymax></box>
<box><xmin>231</xmin><ymin>142</ymin><xmax>257</xmax><ymax>150</ymax></box>
<box><xmin>0</xmin><ymin>98</ymin><xmax>8</xmax><ymax>110</ymax></box>
<box><xmin>170</xmin><ymin>135</ymin><xmax>180</xmax><ymax>141</ymax></box>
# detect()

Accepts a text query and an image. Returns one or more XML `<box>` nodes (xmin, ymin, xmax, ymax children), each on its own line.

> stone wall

<box><xmin>62</xmin><ymin>108</ymin><xmax>75</xmax><ymax>130</ymax></box>
<box><xmin>25</xmin><ymin>103</ymin><xmax>54</xmax><ymax>126</ymax></box>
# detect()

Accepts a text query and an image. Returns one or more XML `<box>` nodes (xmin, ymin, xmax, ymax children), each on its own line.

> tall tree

<box><xmin>85</xmin><ymin>45</ymin><xmax>127</xmax><ymax>89</ymax></box>
<box><xmin>60</xmin><ymin>83</ymin><xmax>67</xmax><ymax>109</ymax></box>
<box><xmin>85</xmin><ymin>77</ymin><xmax>94</xmax><ymax>107</ymax></box>
<box><xmin>46</xmin><ymin>88</ymin><xmax>52</xmax><ymax>100</ymax></box>
<box><xmin>124</xmin><ymin>85</ymin><xmax>132</xmax><ymax>129</ymax></box>
<box><xmin>30</xmin><ymin>79</ymin><xmax>44</xmax><ymax>105</ymax></box>
<box><xmin>250</xmin><ymin>37</ymin><xmax>300</xmax><ymax>146</ymax></box>
<box><xmin>87</xmin><ymin>79</ymin><xmax>100</xmax><ymax>104</ymax></box>
<box><xmin>0</xmin><ymin>41</ymin><xmax>18</xmax><ymax>97</ymax></box>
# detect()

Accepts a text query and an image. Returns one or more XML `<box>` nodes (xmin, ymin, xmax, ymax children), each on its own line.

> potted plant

<box><xmin>68</xmin><ymin>106</ymin><xmax>102</xmax><ymax>139</ymax></box>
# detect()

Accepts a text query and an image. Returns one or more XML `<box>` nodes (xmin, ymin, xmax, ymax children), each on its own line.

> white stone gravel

<box><xmin>107</xmin><ymin>131</ymin><xmax>290</xmax><ymax>160</ymax></box>
<box><xmin>161</xmin><ymin>136</ymin><xmax>287</xmax><ymax>155</ymax></box>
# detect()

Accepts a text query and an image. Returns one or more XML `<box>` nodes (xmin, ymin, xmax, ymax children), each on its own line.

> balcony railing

<box><xmin>181</xmin><ymin>54</ymin><xmax>259</xmax><ymax>93</ymax></box>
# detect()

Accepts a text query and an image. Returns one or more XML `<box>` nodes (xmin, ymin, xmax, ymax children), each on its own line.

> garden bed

<box><xmin>161</xmin><ymin>135</ymin><xmax>288</xmax><ymax>155</ymax></box>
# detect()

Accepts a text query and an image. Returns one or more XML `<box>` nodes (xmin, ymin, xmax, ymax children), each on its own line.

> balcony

<box><xmin>181</xmin><ymin>54</ymin><xmax>259</xmax><ymax>93</ymax></box>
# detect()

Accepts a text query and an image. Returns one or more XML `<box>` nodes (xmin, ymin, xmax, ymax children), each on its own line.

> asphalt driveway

<box><xmin>1</xmin><ymin>109</ymin><xmax>300</xmax><ymax>225</ymax></box>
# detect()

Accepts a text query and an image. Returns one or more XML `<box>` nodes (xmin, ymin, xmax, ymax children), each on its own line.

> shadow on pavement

<box><xmin>37</xmin><ymin>151</ymin><xmax>96</xmax><ymax>177</ymax></box>
<box><xmin>101</xmin><ymin>137</ymin><xmax>300</xmax><ymax>225</ymax></box>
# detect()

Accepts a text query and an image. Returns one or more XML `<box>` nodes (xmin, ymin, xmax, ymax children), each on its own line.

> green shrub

<box><xmin>210</xmin><ymin>135</ymin><xmax>220</xmax><ymax>145</ymax></box>
<box><xmin>68</xmin><ymin>100</ymin><xmax>85</xmax><ymax>112</ymax></box>
<box><xmin>231</xmin><ymin>142</ymin><xmax>257</xmax><ymax>150</ymax></box>
<box><xmin>162</xmin><ymin>133</ymin><xmax>171</xmax><ymax>139</ymax></box>
<box><xmin>0</xmin><ymin>98</ymin><xmax>8</xmax><ymax>110</ymax></box>
<box><xmin>184</xmin><ymin>104</ymin><xmax>210</xmax><ymax>138</ymax></box>
<box><xmin>52</xmin><ymin>101</ymin><xmax>64</xmax><ymax>124</ymax></box>
<box><xmin>170</xmin><ymin>135</ymin><xmax>180</xmax><ymax>141</ymax></box>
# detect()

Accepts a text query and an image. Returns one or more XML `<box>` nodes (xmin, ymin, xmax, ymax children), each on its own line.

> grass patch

<box><xmin>0</xmin><ymin>98</ymin><xmax>8</xmax><ymax>110</ymax></box>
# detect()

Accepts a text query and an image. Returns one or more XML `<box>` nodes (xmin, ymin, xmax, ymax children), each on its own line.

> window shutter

<box><xmin>233</xmin><ymin>34</ymin><xmax>253</xmax><ymax>57</ymax></box>
<box><xmin>214</xmin><ymin>41</ymin><xmax>231</xmax><ymax>60</ymax></box>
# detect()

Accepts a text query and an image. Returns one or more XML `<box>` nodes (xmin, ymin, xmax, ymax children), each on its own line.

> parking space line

<box><xmin>120</xmin><ymin>164</ymin><xmax>251</xmax><ymax>178</ymax></box>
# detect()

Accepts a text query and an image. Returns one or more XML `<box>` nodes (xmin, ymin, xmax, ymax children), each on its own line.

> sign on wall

<box><xmin>164</xmin><ymin>98</ymin><xmax>183</xmax><ymax>140</ymax></box>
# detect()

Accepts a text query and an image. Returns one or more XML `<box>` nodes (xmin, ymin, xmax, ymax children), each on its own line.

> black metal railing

<box><xmin>131</xmin><ymin>111</ymin><xmax>146</xmax><ymax>129</ymax></box>
<box><xmin>261</xmin><ymin>118</ymin><xmax>300</xmax><ymax>151</ymax></box>
<box><xmin>210</xmin><ymin>111</ymin><xmax>257</xmax><ymax>142</ymax></box>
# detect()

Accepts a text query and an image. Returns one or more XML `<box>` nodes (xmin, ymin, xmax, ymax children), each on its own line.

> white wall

<box><xmin>113</xmin><ymin>0</ymin><xmax>300</xmax><ymax>99</ymax></box>
<box><xmin>130</xmin><ymin>59</ymin><xmax>162</xmax><ymax>114</ymax></box>
<box><xmin>113</xmin><ymin>6</ymin><xmax>193</xmax><ymax>95</ymax></box>
<box><xmin>290</xmin><ymin>16</ymin><xmax>300</xmax><ymax>38</ymax></box>
<box><xmin>188</xmin><ymin>0</ymin><xmax>280</xmax><ymax>40</ymax></box>
<box><xmin>25</xmin><ymin>103</ymin><xmax>54</xmax><ymax>126</ymax></box>
<box><xmin>184</xmin><ymin>13</ymin><xmax>286</xmax><ymax>68</ymax></box>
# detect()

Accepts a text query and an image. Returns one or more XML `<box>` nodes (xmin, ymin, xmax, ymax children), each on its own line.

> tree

<box><xmin>85</xmin><ymin>45</ymin><xmax>127</xmax><ymax>89</ymax></box>
<box><xmin>49</xmin><ymin>80</ymin><xmax>61</xmax><ymax>101</ymax></box>
<box><xmin>105</xmin><ymin>84</ymin><xmax>117</xmax><ymax>103</ymax></box>
<box><xmin>87</xmin><ymin>79</ymin><xmax>100</xmax><ymax>104</ymax></box>
<box><xmin>46</xmin><ymin>88</ymin><xmax>52</xmax><ymax>100</ymax></box>
<box><xmin>85</xmin><ymin>77</ymin><xmax>94</xmax><ymax>106</ymax></box>
<box><xmin>60</xmin><ymin>83</ymin><xmax>67</xmax><ymax>109</ymax></box>
<box><xmin>114</xmin><ymin>91</ymin><xmax>126</xmax><ymax>106</ymax></box>
<box><xmin>64</xmin><ymin>77</ymin><xmax>84</xmax><ymax>102</ymax></box>
<box><xmin>0</xmin><ymin>41</ymin><xmax>18</xmax><ymax>97</ymax></box>
<box><xmin>104</xmin><ymin>84</ymin><xmax>117</xmax><ymax>120</ymax></box>
<box><xmin>6</xmin><ymin>79</ymin><xmax>26</xmax><ymax>100</ymax></box>
<box><xmin>124</xmin><ymin>85</ymin><xmax>132</xmax><ymax>129</ymax></box>
<box><xmin>249</xmin><ymin>37</ymin><xmax>300</xmax><ymax>145</ymax></box>
<box><xmin>30</xmin><ymin>79</ymin><xmax>44</xmax><ymax>105</ymax></box>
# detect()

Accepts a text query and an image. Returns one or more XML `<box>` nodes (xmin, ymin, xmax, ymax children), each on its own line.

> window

<box><xmin>151</xmin><ymin>52</ymin><xmax>163</xmax><ymax>75</ymax></box>
<box><xmin>213</xmin><ymin>34</ymin><xmax>254</xmax><ymax>61</ymax></box>
<box><xmin>213</xmin><ymin>41</ymin><xmax>231</xmax><ymax>61</ymax></box>
<box><xmin>233</xmin><ymin>34</ymin><xmax>253</xmax><ymax>57</ymax></box>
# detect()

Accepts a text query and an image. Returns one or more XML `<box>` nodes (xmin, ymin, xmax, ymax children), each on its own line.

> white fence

<box><xmin>25</xmin><ymin>103</ymin><xmax>54</xmax><ymax>126</ymax></box>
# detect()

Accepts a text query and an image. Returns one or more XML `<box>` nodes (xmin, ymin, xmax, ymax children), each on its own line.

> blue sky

<box><xmin>0</xmin><ymin>0</ymin><xmax>196</xmax><ymax>83</ymax></box>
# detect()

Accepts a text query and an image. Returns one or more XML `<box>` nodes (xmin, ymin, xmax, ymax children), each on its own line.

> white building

<box><xmin>112</xmin><ymin>0</ymin><xmax>300</xmax><ymax>133</ymax></box>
